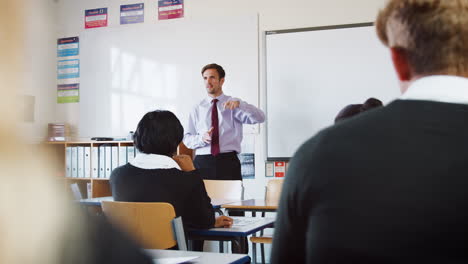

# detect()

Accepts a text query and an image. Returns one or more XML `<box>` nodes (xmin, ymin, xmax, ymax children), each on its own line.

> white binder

<box><xmin>92</xmin><ymin>147</ymin><xmax>99</xmax><ymax>178</ymax></box>
<box><xmin>71</xmin><ymin>147</ymin><xmax>78</xmax><ymax>178</ymax></box>
<box><xmin>66</xmin><ymin>147</ymin><xmax>72</xmax><ymax>178</ymax></box>
<box><xmin>127</xmin><ymin>146</ymin><xmax>135</xmax><ymax>163</ymax></box>
<box><xmin>98</xmin><ymin>145</ymin><xmax>105</xmax><ymax>178</ymax></box>
<box><xmin>119</xmin><ymin>146</ymin><xmax>127</xmax><ymax>166</ymax></box>
<box><xmin>111</xmin><ymin>146</ymin><xmax>118</xmax><ymax>172</ymax></box>
<box><xmin>105</xmin><ymin>146</ymin><xmax>112</xmax><ymax>178</ymax></box>
<box><xmin>77</xmin><ymin>146</ymin><xmax>84</xmax><ymax>178</ymax></box>
<box><xmin>84</xmin><ymin>147</ymin><xmax>91</xmax><ymax>178</ymax></box>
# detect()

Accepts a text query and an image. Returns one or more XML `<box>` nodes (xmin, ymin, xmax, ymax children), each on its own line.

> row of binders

<box><xmin>66</xmin><ymin>145</ymin><xmax>136</xmax><ymax>178</ymax></box>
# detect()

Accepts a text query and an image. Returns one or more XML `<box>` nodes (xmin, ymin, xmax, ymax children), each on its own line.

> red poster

<box><xmin>158</xmin><ymin>0</ymin><xmax>184</xmax><ymax>20</ymax></box>
<box><xmin>85</xmin><ymin>8</ymin><xmax>108</xmax><ymax>29</ymax></box>
<box><xmin>274</xmin><ymin>162</ymin><xmax>286</xmax><ymax>177</ymax></box>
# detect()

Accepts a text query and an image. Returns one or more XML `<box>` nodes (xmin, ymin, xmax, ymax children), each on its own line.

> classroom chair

<box><xmin>101</xmin><ymin>201</ymin><xmax>186</xmax><ymax>250</ymax></box>
<box><xmin>250</xmin><ymin>179</ymin><xmax>284</xmax><ymax>264</ymax></box>
<box><xmin>203</xmin><ymin>180</ymin><xmax>244</xmax><ymax>201</ymax></box>
<box><xmin>203</xmin><ymin>179</ymin><xmax>244</xmax><ymax>252</ymax></box>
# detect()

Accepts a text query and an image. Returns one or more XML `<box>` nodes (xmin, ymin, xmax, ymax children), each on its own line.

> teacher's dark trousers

<box><xmin>194</xmin><ymin>152</ymin><xmax>242</xmax><ymax>180</ymax></box>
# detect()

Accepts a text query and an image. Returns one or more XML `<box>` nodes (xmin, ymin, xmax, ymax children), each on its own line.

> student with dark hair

<box><xmin>334</xmin><ymin>97</ymin><xmax>383</xmax><ymax>123</ymax></box>
<box><xmin>110</xmin><ymin>110</ymin><xmax>232</xmax><ymax>230</ymax></box>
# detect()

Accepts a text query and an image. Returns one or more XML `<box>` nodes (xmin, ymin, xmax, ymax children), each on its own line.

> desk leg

<box><xmin>231</xmin><ymin>237</ymin><xmax>248</xmax><ymax>254</ymax></box>
<box><xmin>219</xmin><ymin>241</ymin><xmax>224</xmax><ymax>253</ymax></box>
<box><xmin>191</xmin><ymin>240</ymin><xmax>204</xmax><ymax>251</ymax></box>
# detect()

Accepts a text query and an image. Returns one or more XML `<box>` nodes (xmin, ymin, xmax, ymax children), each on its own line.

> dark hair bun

<box><xmin>335</xmin><ymin>97</ymin><xmax>383</xmax><ymax>123</ymax></box>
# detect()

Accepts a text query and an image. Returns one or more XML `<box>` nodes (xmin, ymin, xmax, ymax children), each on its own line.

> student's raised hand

<box><xmin>214</xmin><ymin>215</ymin><xmax>233</xmax><ymax>228</ymax></box>
<box><xmin>172</xmin><ymin>155</ymin><xmax>196</xmax><ymax>171</ymax></box>
<box><xmin>202</xmin><ymin>127</ymin><xmax>214</xmax><ymax>143</ymax></box>
<box><xmin>223</xmin><ymin>100</ymin><xmax>240</xmax><ymax>110</ymax></box>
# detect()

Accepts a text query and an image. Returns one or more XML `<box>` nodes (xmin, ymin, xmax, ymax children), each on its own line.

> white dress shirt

<box><xmin>399</xmin><ymin>75</ymin><xmax>468</xmax><ymax>104</ymax></box>
<box><xmin>183</xmin><ymin>93</ymin><xmax>265</xmax><ymax>155</ymax></box>
<box><xmin>130</xmin><ymin>153</ymin><xmax>181</xmax><ymax>170</ymax></box>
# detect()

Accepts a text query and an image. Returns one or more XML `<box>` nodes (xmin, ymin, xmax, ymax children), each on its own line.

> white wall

<box><xmin>19</xmin><ymin>0</ymin><xmax>58</xmax><ymax>142</ymax></box>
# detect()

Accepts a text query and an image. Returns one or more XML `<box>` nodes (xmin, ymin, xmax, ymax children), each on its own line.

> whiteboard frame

<box><xmin>264</xmin><ymin>22</ymin><xmax>395</xmax><ymax>161</ymax></box>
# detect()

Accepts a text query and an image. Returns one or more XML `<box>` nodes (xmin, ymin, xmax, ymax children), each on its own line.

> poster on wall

<box><xmin>274</xmin><ymin>161</ymin><xmax>286</xmax><ymax>177</ymax></box>
<box><xmin>158</xmin><ymin>0</ymin><xmax>184</xmax><ymax>20</ymax></box>
<box><xmin>85</xmin><ymin>8</ymin><xmax>108</xmax><ymax>29</ymax></box>
<box><xmin>121</xmin><ymin>3</ymin><xmax>144</xmax><ymax>24</ymax></box>
<box><xmin>239</xmin><ymin>153</ymin><xmax>255</xmax><ymax>179</ymax></box>
<box><xmin>57</xmin><ymin>37</ymin><xmax>80</xmax><ymax>103</ymax></box>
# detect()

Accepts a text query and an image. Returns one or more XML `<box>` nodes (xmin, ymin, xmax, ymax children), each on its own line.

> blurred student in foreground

<box><xmin>271</xmin><ymin>0</ymin><xmax>468</xmax><ymax>263</ymax></box>
<box><xmin>0</xmin><ymin>1</ymin><xmax>153</xmax><ymax>263</ymax></box>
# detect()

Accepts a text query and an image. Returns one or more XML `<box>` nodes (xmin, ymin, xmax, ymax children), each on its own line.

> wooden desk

<box><xmin>144</xmin><ymin>249</ymin><xmax>250</xmax><ymax>264</ymax></box>
<box><xmin>79</xmin><ymin>196</ymin><xmax>241</xmax><ymax>209</ymax></box>
<box><xmin>188</xmin><ymin>216</ymin><xmax>275</xmax><ymax>254</ymax></box>
<box><xmin>222</xmin><ymin>199</ymin><xmax>278</xmax><ymax>216</ymax></box>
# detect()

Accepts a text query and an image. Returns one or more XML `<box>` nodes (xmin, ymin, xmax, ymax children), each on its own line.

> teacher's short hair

<box><xmin>133</xmin><ymin>110</ymin><xmax>184</xmax><ymax>156</ymax></box>
<box><xmin>201</xmin><ymin>63</ymin><xmax>226</xmax><ymax>79</ymax></box>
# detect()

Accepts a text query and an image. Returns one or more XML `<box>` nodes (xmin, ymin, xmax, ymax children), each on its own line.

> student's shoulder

<box><xmin>109</xmin><ymin>164</ymin><xmax>138</xmax><ymax>181</ymax></box>
<box><xmin>174</xmin><ymin>170</ymin><xmax>205</xmax><ymax>187</ymax></box>
<box><xmin>110</xmin><ymin>163</ymin><xmax>134</xmax><ymax>175</ymax></box>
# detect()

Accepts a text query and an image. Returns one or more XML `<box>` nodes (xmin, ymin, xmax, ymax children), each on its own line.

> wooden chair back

<box><xmin>203</xmin><ymin>180</ymin><xmax>243</xmax><ymax>200</ymax></box>
<box><xmin>265</xmin><ymin>179</ymin><xmax>284</xmax><ymax>204</ymax></box>
<box><xmin>102</xmin><ymin>201</ymin><xmax>177</xmax><ymax>249</ymax></box>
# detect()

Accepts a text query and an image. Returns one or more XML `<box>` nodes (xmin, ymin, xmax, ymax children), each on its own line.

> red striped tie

<box><xmin>211</xmin><ymin>99</ymin><xmax>220</xmax><ymax>156</ymax></box>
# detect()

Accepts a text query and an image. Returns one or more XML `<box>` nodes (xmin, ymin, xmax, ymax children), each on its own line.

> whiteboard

<box><xmin>79</xmin><ymin>16</ymin><xmax>258</xmax><ymax>137</ymax></box>
<box><xmin>266</xmin><ymin>24</ymin><xmax>400</xmax><ymax>159</ymax></box>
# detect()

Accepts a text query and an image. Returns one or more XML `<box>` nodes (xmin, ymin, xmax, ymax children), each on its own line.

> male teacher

<box><xmin>183</xmin><ymin>63</ymin><xmax>265</xmax><ymax>180</ymax></box>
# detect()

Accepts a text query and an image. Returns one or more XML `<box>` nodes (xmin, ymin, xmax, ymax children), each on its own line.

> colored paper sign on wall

<box><xmin>57</xmin><ymin>84</ymin><xmax>79</xmax><ymax>104</ymax></box>
<box><xmin>85</xmin><ymin>8</ymin><xmax>108</xmax><ymax>29</ymax></box>
<box><xmin>57</xmin><ymin>37</ymin><xmax>79</xmax><ymax>58</ymax></box>
<box><xmin>121</xmin><ymin>3</ymin><xmax>144</xmax><ymax>24</ymax></box>
<box><xmin>239</xmin><ymin>153</ymin><xmax>255</xmax><ymax>179</ymax></box>
<box><xmin>274</xmin><ymin>161</ymin><xmax>286</xmax><ymax>177</ymax></box>
<box><xmin>158</xmin><ymin>0</ymin><xmax>184</xmax><ymax>20</ymax></box>
<box><xmin>57</xmin><ymin>59</ymin><xmax>80</xmax><ymax>80</ymax></box>
<box><xmin>57</xmin><ymin>37</ymin><xmax>80</xmax><ymax>103</ymax></box>
<box><xmin>265</xmin><ymin>162</ymin><xmax>274</xmax><ymax>177</ymax></box>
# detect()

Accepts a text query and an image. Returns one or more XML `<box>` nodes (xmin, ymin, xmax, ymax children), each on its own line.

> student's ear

<box><xmin>390</xmin><ymin>47</ymin><xmax>412</xmax><ymax>81</ymax></box>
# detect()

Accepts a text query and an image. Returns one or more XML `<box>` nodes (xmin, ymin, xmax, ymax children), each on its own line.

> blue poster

<box><xmin>57</xmin><ymin>37</ymin><xmax>80</xmax><ymax>103</ymax></box>
<box><xmin>57</xmin><ymin>37</ymin><xmax>79</xmax><ymax>58</ymax></box>
<box><xmin>57</xmin><ymin>59</ymin><xmax>80</xmax><ymax>80</ymax></box>
<box><xmin>121</xmin><ymin>3</ymin><xmax>144</xmax><ymax>24</ymax></box>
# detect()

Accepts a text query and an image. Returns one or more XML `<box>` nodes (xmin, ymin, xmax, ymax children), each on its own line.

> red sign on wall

<box><xmin>85</xmin><ymin>8</ymin><xmax>108</xmax><ymax>29</ymax></box>
<box><xmin>274</xmin><ymin>162</ymin><xmax>286</xmax><ymax>177</ymax></box>
<box><xmin>158</xmin><ymin>0</ymin><xmax>184</xmax><ymax>20</ymax></box>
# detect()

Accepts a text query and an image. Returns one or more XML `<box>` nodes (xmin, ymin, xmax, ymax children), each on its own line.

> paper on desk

<box><xmin>153</xmin><ymin>256</ymin><xmax>199</xmax><ymax>264</ymax></box>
